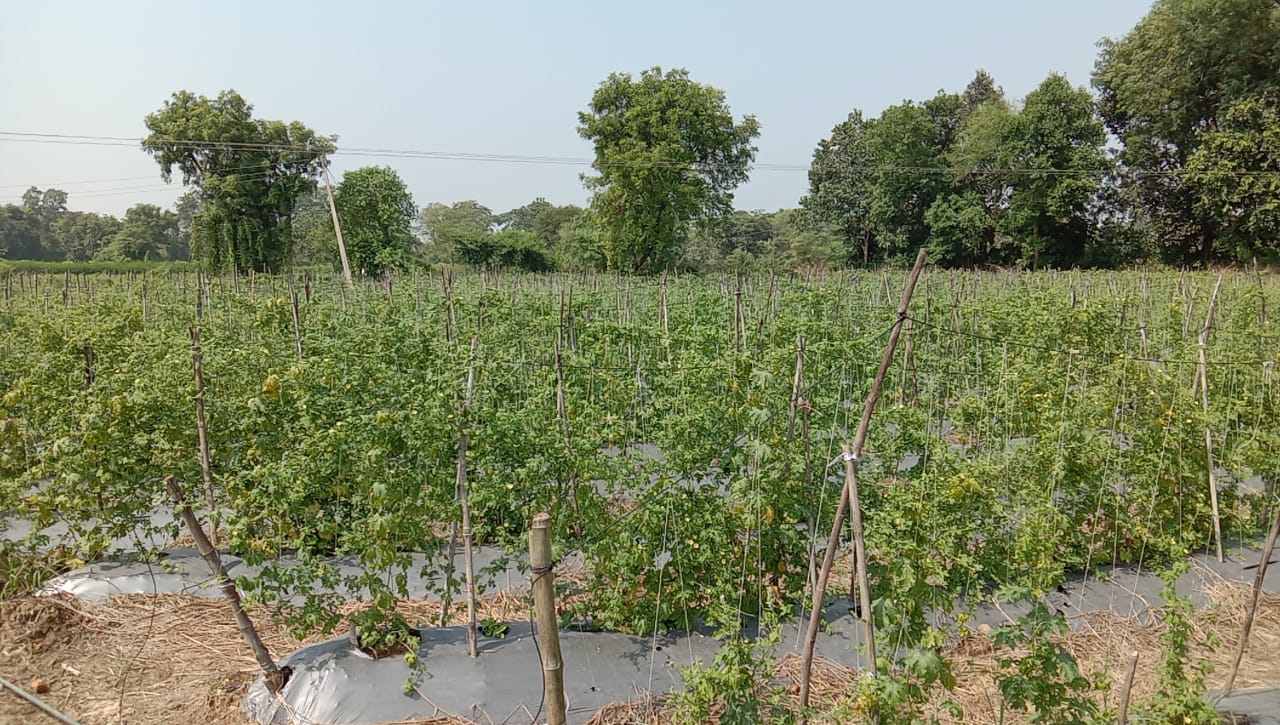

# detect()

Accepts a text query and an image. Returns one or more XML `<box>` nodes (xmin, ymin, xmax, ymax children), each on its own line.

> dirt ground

<box><xmin>0</xmin><ymin>582</ymin><xmax>1276</xmax><ymax>725</ymax></box>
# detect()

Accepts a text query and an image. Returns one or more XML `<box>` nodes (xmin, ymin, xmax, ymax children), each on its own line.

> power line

<box><xmin>0</xmin><ymin>161</ymin><xmax>294</xmax><ymax>191</ymax></box>
<box><xmin>5</xmin><ymin>129</ymin><xmax>1280</xmax><ymax>178</ymax></box>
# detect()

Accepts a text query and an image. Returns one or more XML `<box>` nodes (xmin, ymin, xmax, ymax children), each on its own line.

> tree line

<box><xmin>3</xmin><ymin>0</ymin><xmax>1276</xmax><ymax>273</ymax></box>
<box><xmin>0</xmin><ymin>187</ymin><xmax>193</xmax><ymax>263</ymax></box>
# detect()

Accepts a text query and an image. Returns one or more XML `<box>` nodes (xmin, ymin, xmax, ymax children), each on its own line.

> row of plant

<box><xmin>0</xmin><ymin>267</ymin><xmax>1276</xmax><ymax>721</ymax></box>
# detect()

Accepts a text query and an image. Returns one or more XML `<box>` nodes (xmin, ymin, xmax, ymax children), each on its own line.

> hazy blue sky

<box><xmin>1</xmin><ymin>0</ymin><xmax>1154</xmax><ymax>217</ymax></box>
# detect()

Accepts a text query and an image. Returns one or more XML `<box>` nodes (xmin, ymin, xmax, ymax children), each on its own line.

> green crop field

<box><xmin>1</xmin><ymin>266</ymin><xmax>1277</xmax><ymax>721</ymax></box>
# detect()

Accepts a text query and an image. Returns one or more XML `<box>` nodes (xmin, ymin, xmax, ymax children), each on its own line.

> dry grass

<box><xmin>0</xmin><ymin>575</ymin><xmax>1275</xmax><ymax>725</ymax></box>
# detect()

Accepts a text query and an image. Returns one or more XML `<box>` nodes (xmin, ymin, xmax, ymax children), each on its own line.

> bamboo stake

<box><xmin>165</xmin><ymin>475</ymin><xmax>285</xmax><ymax>693</ymax></box>
<box><xmin>1195</xmin><ymin>273</ymin><xmax>1225</xmax><ymax>561</ymax></box>
<box><xmin>898</xmin><ymin>317</ymin><xmax>916</xmax><ymax>406</ymax></box>
<box><xmin>189</xmin><ymin>326</ymin><xmax>218</xmax><ymax>544</ymax></box>
<box><xmin>529</xmin><ymin>512</ymin><xmax>567</xmax><ymax>725</ymax></box>
<box><xmin>1219</xmin><ymin>497</ymin><xmax>1280</xmax><ymax>697</ymax></box>
<box><xmin>83</xmin><ymin>344</ymin><xmax>94</xmax><ymax>390</ymax></box>
<box><xmin>289</xmin><ymin>283</ymin><xmax>303</xmax><ymax>361</ymax></box>
<box><xmin>554</xmin><ymin>329</ymin><xmax>583</xmax><ymax>540</ymax></box>
<box><xmin>457</xmin><ymin>337</ymin><xmax>480</xmax><ymax>657</ymax></box>
<box><xmin>798</xmin><ymin>248</ymin><xmax>928</xmax><ymax>715</ymax></box>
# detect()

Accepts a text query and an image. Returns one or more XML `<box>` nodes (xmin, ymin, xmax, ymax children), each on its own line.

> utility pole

<box><xmin>321</xmin><ymin>158</ymin><xmax>354</xmax><ymax>286</ymax></box>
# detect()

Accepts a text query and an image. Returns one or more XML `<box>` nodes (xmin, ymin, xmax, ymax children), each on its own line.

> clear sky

<box><xmin>0</xmin><ymin>0</ymin><xmax>1155</xmax><ymax>218</ymax></box>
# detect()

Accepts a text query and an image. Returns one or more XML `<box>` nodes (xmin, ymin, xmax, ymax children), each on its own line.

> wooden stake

<box><xmin>457</xmin><ymin>337</ymin><xmax>480</xmax><ymax>657</ymax></box>
<box><xmin>83</xmin><ymin>344</ymin><xmax>94</xmax><ymax>390</ymax></box>
<box><xmin>1117</xmin><ymin>651</ymin><xmax>1138</xmax><ymax>725</ymax></box>
<box><xmin>529</xmin><ymin>512</ymin><xmax>567</xmax><ymax>725</ymax></box>
<box><xmin>734</xmin><ymin>284</ymin><xmax>745</xmax><ymax>353</ymax></box>
<box><xmin>289</xmin><ymin>283</ymin><xmax>303</xmax><ymax>361</ymax></box>
<box><xmin>1195</xmin><ymin>273</ymin><xmax>1225</xmax><ymax>562</ymax></box>
<box><xmin>898</xmin><ymin>317</ymin><xmax>916</xmax><ymax>406</ymax></box>
<box><xmin>798</xmin><ymin>248</ymin><xmax>927</xmax><ymax>715</ymax></box>
<box><xmin>190</xmin><ymin>327</ymin><xmax>218</xmax><ymax>544</ymax></box>
<box><xmin>1219</xmin><ymin>497</ymin><xmax>1280</xmax><ymax>697</ymax></box>
<box><xmin>165</xmin><ymin>476</ymin><xmax>285</xmax><ymax>693</ymax></box>
<box><xmin>321</xmin><ymin>158</ymin><xmax>354</xmax><ymax>286</ymax></box>
<box><xmin>555</xmin><ymin>330</ymin><xmax>583</xmax><ymax>540</ymax></box>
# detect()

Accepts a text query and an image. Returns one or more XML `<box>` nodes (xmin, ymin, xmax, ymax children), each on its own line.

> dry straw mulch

<box><xmin>0</xmin><ymin>576</ymin><xmax>1276</xmax><ymax>725</ymax></box>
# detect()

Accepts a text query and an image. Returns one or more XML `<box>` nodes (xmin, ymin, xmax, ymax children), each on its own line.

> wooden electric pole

<box><xmin>321</xmin><ymin>158</ymin><xmax>354</xmax><ymax>286</ymax></box>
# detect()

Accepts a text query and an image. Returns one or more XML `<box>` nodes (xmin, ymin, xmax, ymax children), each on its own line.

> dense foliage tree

<box><xmin>496</xmin><ymin>198</ymin><xmax>586</xmax><ymax>251</ymax></box>
<box><xmin>932</xmin><ymin>101</ymin><xmax>1015</xmax><ymax>265</ymax></box>
<box><xmin>95</xmin><ymin>204</ymin><xmax>181</xmax><ymax>261</ymax></box>
<box><xmin>578</xmin><ymin>67</ymin><xmax>760</xmax><ymax>273</ymax></box>
<box><xmin>0</xmin><ymin>207</ymin><xmax>48</xmax><ymax>260</ymax></box>
<box><xmin>804</xmin><ymin>71</ymin><xmax>1109</xmax><ymax>268</ymax></box>
<box><xmin>333</xmin><ymin>166</ymin><xmax>417</xmax><ymax>275</ymax></box>
<box><xmin>553</xmin><ymin>213</ymin><xmax>607</xmax><ymax>270</ymax></box>
<box><xmin>1001</xmin><ymin>74</ymin><xmax>1110</xmax><ymax>267</ymax></box>
<box><xmin>495</xmin><ymin>198</ymin><xmax>553</xmax><ymax>234</ymax></box>
<box><xmin>418</xmin><ymin>200</ymin><xmax>494</xmax><ymax>263</ymax></box>
<box><xmin>22</xmin><ymin>187</ymin><xmax>67</xmax><ymax>220</ymax></box>
<box><xmin>49</xmin><ymin>212</ymin><xmax>123</xmax><ymax>261</ymax></box>
<box><xmin>1</xmin><ymin>187</ymin><xmax>95</xmax><ymax>261</ymax></box>
<box><xmin>1185</xmin><ymin>96</ymin><xmax>1280</xmax><ymax>262</ymax></box>
<box><xmin>799</xmin><ymin>111</ymin><xmax>876</xmax><ymax>265</ymax></box>
<box><xmin>288</xmin><ymin>189</ymin><xmax>339</xmax><ymax>268</ymax></box>
<box><xmin>452</xmin><ymin>228</ymin><xmax>552</xmax><ymax>271</ymax></box>
<box><xmin>962</xmin><ymin>70</ymin><xmax>1005</xmax><ymax>117</ymax></box>
<box><xmin>142</xmin><ymin>90</ymin><xmax>334</xmax><ymax>272</ymax></box>
<box><xmin>1093</xmin><ymin>0</ymin><xmax>1280</xmax><ymax>264</ymax></box>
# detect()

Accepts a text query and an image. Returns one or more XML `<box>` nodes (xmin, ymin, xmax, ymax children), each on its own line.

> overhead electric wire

<box><xmin>6</xmin><ymin>129</ymin><xmax>1280</xmax><ymax>178</ymax></box>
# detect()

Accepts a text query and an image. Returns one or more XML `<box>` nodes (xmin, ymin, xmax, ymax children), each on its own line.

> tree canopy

<box><xmin>578</xmin><ymin>67</ymin><xmax>760</xmax><ymax>273</ymax></box>
<box><xmin>802</xmin><ymin>71</ymin><xmax>1108</xmax><ymax>268</ymax></box>
<box><xmin>334</xmin><ymin>166</ymin><xmax>417</xmax><ymax>276</ymax></box>
<box><xmin>1093</xmin><ymin>0</ymin><xmax>1280</xmax><ymax>264</ymax></box>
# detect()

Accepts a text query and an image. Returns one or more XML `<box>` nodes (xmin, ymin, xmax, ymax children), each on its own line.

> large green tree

<box><xmin>0</xmin><ymin>206</ymin><xmax>47</xmax><ymax>260</ymax></box>
<box><xmin>289</xmin><ymin>189</ymin><xmax>339</xmax><ymax>268</ymax></box>
<box><xmin>95</xmin><ymin>204</ymin><xmax>181</xmax><ymax>261</ymax></box>
<box><xmin>1001</xmin><ymin>74</ymin><xmax>1109</xmax><ymax>267</ymax></box>
<box><xmin>496</xmin><ymin>198</ymin><xmax>584</xmax><ymax>250</ymax></box>
<box><xmin>1185</xmin><ymin>96</ymin><xmax>1280</xmax><ymax>261</ymax></box>
<box><xmin>1093</xmin><ymin>0</ymin><xmax>1280</xmax><ymax>264</ymax></box>
<box><xmin>805</xmin><ymin>70</ymin><xmax>1111</xmax><ymax>269</ymax></box>
<box><xmin>418</xmin><ymin>200</ymin><xmax>494</xmax><ymax>263</ymax></box>
<box><xmin>142</xmin><ymin>90</ymin><xmax>334</xmax><ymax>272</ymax></box>
<box><xmin>578</xmin><ymin>67</ymin><xmax>760</xmax><ymax>273</ymax></box>
<box><xmin>800</xmin><ymin>111</ymin><xmax>876</xmax><ymax>264</ymax></box>
<box><xmin>334</xmin><ymin>166</ymin><xmax>417</xmax><ymax>275</ymax></box>
<box><xmin>49</xmin><ymin>211</ymin><xmax>122</xmax><ymax>261</ymax></box>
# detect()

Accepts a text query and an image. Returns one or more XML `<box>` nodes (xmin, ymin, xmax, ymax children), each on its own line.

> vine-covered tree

<box><xmin>334</xmin><ymin>166</ymin><xmax>417</xmax><ymax>275</ymax></box>
<box><xmin>578</xmin><ymin>67</ymin><xmax>760</xmax><ymax>273</ymax></box>
<box><xmin>142</xmin><ymin>90</ymin><xmax>334</xmax><ymax>272</ymax></box>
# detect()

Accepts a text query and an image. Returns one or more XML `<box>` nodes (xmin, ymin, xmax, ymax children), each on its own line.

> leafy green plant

<box><xmin>1134</xmin><ymin>563</ymin><xmax>1219</xmax><ymax>724</ymax></box>
<box><xmin>992</xmin><ymin>586</ymin><xmax>1100</xmax><ymax>724</ymax></box>
<box><xmin>672</xmin><ymin>624</ymin><xmax>793</xmax><ymax>725</ymax></box>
